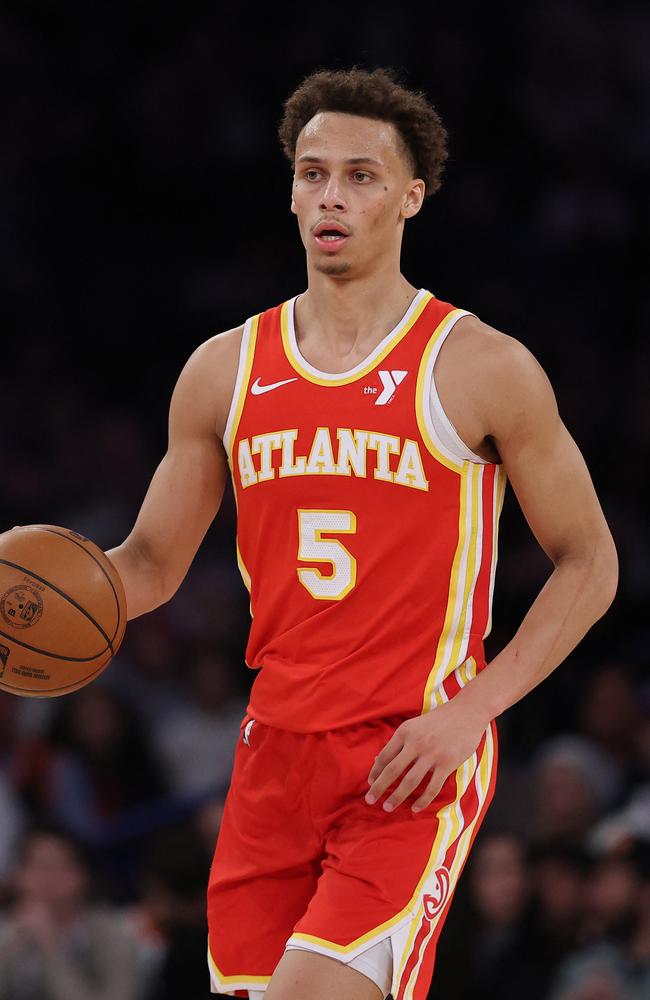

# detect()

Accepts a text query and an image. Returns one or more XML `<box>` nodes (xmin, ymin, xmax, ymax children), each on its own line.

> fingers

<box><xmin>365</xmin><ymin>747</ymin><xmax>412</xmax><ymax>806</ymax></box>
<box><xmin>378</xmin><ymin>760</ymin><xmax>432</xmax><ymax>812</ymax></box>
<box><xmin>366</xmin><ymin>719</ymin><xmax>452</xmax><ymax>814</ymax></box>
<box><xmin>411</xmin><ymin>771</ymin><xmax>446</xmax><ymax>813</ymax></box>
<box><xmin>367</xmin><ymin>728</ymin><xmax>406</xmax><ymax>785</ymax></box>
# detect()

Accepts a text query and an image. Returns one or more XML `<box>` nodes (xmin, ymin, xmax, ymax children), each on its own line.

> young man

<box><xmin>107</xmin><ymin>69</ymin><xmax>618</xmax><ymax>1000</ymax></box>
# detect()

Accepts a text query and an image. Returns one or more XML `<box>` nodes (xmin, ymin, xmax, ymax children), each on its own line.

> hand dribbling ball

<box><xmin>0</xmin><ymin>525</ymin><xmax>126</xmax><ymax>696</ymax></box>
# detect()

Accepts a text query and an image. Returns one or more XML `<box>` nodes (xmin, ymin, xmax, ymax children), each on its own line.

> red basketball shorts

<box><xmin>207</xmin><ymin>713</ymin><xmax>498</xmax><ymax>1000</ymax></box>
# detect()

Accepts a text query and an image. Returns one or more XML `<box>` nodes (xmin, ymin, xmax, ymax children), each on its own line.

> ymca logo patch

<box><xmin>363</xmin><ymin>370</ymin><xmax>408</xmax><ymax>405</ymax></box>
<box><xmin>423</xmin><ymin>866</ymin><xmax>451</xmax><ymax>919</ymax></box>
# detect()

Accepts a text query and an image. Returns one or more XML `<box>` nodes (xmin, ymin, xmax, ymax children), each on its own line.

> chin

<box><xmin>314</xmin><ymin>260</ymin><xmax>352</xmax><ymax>277</ymax></box>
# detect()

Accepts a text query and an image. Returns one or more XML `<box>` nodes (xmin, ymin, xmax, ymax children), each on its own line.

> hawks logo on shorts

<box><xmin>423</xmin><ymin>867</ymin><xmax>451</xmax><ymax>919</ymax></box>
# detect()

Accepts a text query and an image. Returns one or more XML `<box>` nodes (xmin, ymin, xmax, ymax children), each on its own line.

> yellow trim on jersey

<box><xmin>414</xmin><ymin>308</ymin><xmax>471</xmax><ymax>474</ymax></box>
<box><xmin>236</xmin><ymin>541</ymin><xmax>252</xmax><ymax>593</ymax></box>
<box><xmin>394</xmin><ymin>758</ymin><xmax>478</xmax><ymax>996</ymax></box>
<box><xmin>420</xmin><ymin>461</ymin><xmax>472</xmax><ymax>713</ymax></box>
<box><xmin>394</xmin><ymin>911</ymin><xmax>422</xmax><ymax>996</ymax></box>
<box><xmin>224</xmin><ymin>315</ymin><xmax>259</xmax><ymax>609</ymax></box>
<box><xmin>484</xmin><ymin>465</ymin><xmax>507</xmax><ymax>638</ymax></box>
<box><xmin>207</xmin><ymin>943</ymin><xmax>271</xmax><ymax>989</ymax></box>
<box><xmin>224</xmin><ymin>313</ymin><xmax>260</xmax><ymax>459</ymax></box>
<box><xmin>280</xmin><ymin>292</ymin><xmax>433</xmax><ymax>386</ymax></box>
<box><xmin>392</xmin><ymin>753</ymin><xmax>476</xmax><ymax>997</ymax></box>
<box><xmin>397</xmin><ymin>728</ymin><xmax>494</xmax><ymax>998</ymax></box>
<box><xmin>456</xmin><ymin>657</ymin><xmax>471</xmax><ymax>688</ymax></box>
<box><xmin>447</xmin><ymin>464</ymin><xmax>482</xmax><ymax>669</ymax></box>
<box><xmin>289</xmin><ymin>725</ymin><xmax>494</xmax><ymax>958</ymax></box>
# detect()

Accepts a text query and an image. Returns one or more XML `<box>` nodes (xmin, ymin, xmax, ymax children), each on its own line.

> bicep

<box><xmin>124</xmin><ymin>338</ymin><xmax>231</xmax><ymax>586</ymax></box>
<box><xmin>501</xmin><ymin>418</ymin><xmax>609</xmax><ymax>565</ymax></box>
<box><xmin>489</xmin><ymin>343</ymin><xmax>613</xmax><ymax>566</ymax></box>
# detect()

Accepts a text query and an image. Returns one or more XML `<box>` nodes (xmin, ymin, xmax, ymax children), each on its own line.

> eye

<box><xmin>304</xmin><ymin>169</ymin><xmax>321</xmax><ymax>181</ymax></box>
<box><xmin>353</xmin><ymin>171</ymin><xmax>372</xmax><ymax>183</ymax></box>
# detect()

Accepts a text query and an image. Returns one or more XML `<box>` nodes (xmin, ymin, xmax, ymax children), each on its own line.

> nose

<box><xmin>320</xmin><ymin>174</ymin><xmax>347</xmax><ymax>212</ymax></box>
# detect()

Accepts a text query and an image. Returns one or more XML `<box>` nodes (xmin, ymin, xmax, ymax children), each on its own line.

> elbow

<box><xmin>556</xmin><ymin>531</ymin><xmax>619</xmax><ymax>621</ymax></box>
<box><xmin>592</xmin><ymin>534</ymin><xmax>619</xmax><ymax>616</ymax></box>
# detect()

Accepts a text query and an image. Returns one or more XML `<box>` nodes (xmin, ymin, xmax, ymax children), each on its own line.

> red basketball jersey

<box><xmin>224</xmin><ymin>290</ymin><xmax>506</xmax><ymax>732</ymax></box>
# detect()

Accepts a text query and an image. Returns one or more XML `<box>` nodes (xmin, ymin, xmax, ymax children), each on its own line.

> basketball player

<box><xmin>107</xmin><ymin>69</ymin><xmax>618</xmax><ymax>1000</ymax></box>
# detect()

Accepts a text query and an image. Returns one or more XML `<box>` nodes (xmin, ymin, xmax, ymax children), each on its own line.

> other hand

<box><xmin>366</xmin><ymin>699</ymin><xmax>488</xmax><ymax>813</ymax></box>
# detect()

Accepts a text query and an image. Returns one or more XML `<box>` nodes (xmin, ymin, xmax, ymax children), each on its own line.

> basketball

<box><xmin>0</xmin><ymin>524</ymin><xmax>127</xmax><ymax>697</ymax></box>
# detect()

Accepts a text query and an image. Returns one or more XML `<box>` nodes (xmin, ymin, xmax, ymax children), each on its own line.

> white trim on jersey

<box><xmin>223</xmin><ymin>316</ymin><xmax>254</xmax><ymax>458</ymax></box>
<box><xmin>230</xmin><ymin>296</ymin><xmax>498</xmax><ymax>470</ymax></box>
<box><xmin>287</xmin><ymin>289</ymin><xmax>430</xmax><ymax>380</ymax></box>
<box><xmin>421</xmin><ymin>310</ymin><xmax>491</xmax><ymax>466</ymax></box>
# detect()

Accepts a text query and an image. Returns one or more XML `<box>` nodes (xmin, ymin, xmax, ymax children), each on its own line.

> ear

<box><xmin>402</xmin><ymin>179</ymin><xmax>425</xmax><ymax>220</ymax></box>
<box><xmin>291</xmin><ymin>174</ymin><xmax>298</xmax><ymax>215</ymax></box>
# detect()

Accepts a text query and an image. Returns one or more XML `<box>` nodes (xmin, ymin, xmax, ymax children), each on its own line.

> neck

<box><xmin>41</xmin><ymin>900</ymin><xmax>83</xmax><ymax>927</ymax></box>
<box><xmin>295</xmin><ymin>266</ymin><xmax>419</xmax><ymax>363</ymax></box>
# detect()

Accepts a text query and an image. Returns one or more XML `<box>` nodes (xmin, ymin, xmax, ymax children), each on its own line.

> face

<box><xmin>70</xmin><ymin>689</ymin><xmax>123</xmax><ymax>756</ymax></box>
<box><xmin>291</xmin><ymin>112</ymin><xmax>425</xmax><ymax>278</ymax></box>
<box><xmin>470</xmin><ymin>835</ymin><xmax>528</xmax><ymax>924</ymax></box>
<box><xmin>15</xmin><ymin>836</ymin><xmax>87</xmax><ymax>909</ymax></box>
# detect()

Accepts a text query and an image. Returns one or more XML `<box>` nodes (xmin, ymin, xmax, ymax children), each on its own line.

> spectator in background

<box><xmin>194</xmin><ymin>794</ymin><xmax>225</xmax><ymax>858</ymax></box>
<box><xmin>109</xmin><ymin>608</ymin><xmax>189</xmax><ymax>727</ymax></box>
<box><xmin>0</xmin><ymin>776</ymin><xmax>23</xmax><ymax>891</ymax></box>
<box><xmin>0</xmin><ymin>697</ymin><xmax>25</xmax><ymax>885</ymax></box>
<box><xmin>0</xmin><ymin>825</ymin><xmax>140</xmax><ymax>1000</ymax></box>
<box><xmin>589</xmin><ymin>694</ymin><xmax>650</xmax><ymax>855</ymax></box>
<box><xmin>151</xmin><ymin>643</ymin><xmax>247</xmax><ymax>796</ymax></box>
<box><xmin>580</xmin><ymin>664</ymin><xmax>641</xmax><ymax>787</ymax></box>
<box><xmin>549</xmin><ymin>841</ymin><xmax>650</xmax><ymax>1000</ymax></box>
<box><xmin>26</xmin><ymin>689</ymin><xmax>168</xmax><ymax>844</ymax></box>
<box><xmin>582</xmin><ymin>842</ymin><xmax>649</xmax><ymax>945</ymax></box>
<box><xmin>126</xmin><ymin>822</ymin><xmax>212</xmax><ymax>1000</ymax></box>
<box><xmin>528</xmin><ymin>736</ymin><xmax>621</xmax><ymax>847</ymax></box>
<box><xmin>432</xmin><ymin>832</ymin><xmax>543</xmax><ymax>999</ymax></box>
<box><xmin>527</xmin><ymin>844</ymin><xmax>591</xmax><ymax>971</ymax></box>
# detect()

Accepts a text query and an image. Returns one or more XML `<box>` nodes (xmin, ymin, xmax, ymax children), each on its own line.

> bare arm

<box><xmin>107</xmin><ymin>325</ymin><xmax>242</xmax><ymax>619</ymax></box>
<box><xmin>456</xmin><ymin>326</ymin><xmax>618</xmax><ymax>720</ymax></box>
<box><xmin>366</xmin><ymin>322</ymin><xmax>618</xmax><ymax>813</ymax></box>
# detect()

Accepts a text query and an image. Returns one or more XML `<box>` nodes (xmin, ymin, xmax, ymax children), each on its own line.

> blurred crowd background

<box><xmin>1</xmin><ymin>2</ymin><xmax>649</xmax><ymax>998</ymax></box>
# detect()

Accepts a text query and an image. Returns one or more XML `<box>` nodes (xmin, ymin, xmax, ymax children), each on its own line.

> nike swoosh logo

<box><xmin>250</xmin><ymin>377</ymin><xmax>298</xmax><ymax>395</ymax></box>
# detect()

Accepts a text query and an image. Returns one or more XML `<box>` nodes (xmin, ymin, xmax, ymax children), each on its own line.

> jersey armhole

<box><xmin>423</xmin><ymin>311</ymin><xmax>492</xmax><ymax>466</ymax></box>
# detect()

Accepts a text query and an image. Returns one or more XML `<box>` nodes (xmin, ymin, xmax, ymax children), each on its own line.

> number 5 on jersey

<box><xmin>297</xmin><ymin>510</ymin><xmax>357</xmax><ymax>601</ymax></box>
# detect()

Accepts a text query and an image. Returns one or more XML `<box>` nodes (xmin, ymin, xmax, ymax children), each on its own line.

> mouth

<box><xmin>312</xmin><ymin>224</ymin><xmax>350</xmax><ymax>253</ymax></box>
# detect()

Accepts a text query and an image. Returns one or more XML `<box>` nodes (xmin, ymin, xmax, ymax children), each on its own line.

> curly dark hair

<box><xmin>278</xmin><ymin>67</ymin><xmax>448</xmax><ymax>198</ymax></box>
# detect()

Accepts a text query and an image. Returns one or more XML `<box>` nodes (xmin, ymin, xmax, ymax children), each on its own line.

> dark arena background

<box><xmin>1</xmin><ymin>2</ymin><xmax>649</xmax><ymax>999</ymax></box>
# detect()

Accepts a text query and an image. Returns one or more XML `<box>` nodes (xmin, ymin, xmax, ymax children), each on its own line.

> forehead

<box><xmin>296</xmin><ymin>111</ymin><xmax>408</xmax><ymax>168</ymax></box>
<box><xmin>25</xmin><ymin>837</ymin><xmax>78</xmax><ymax>864</ymax></box>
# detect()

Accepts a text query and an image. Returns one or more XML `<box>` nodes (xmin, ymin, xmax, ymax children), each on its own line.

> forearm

<box><xmin>105</xmin><ymin>435</ymin><xmax>227</xmax><ymax>621</ymax></box>
<box><xmin>458</xmin><ymin>545</ymin><xmax>618</xmax><ymax>725</ymax></box>
<box><xmin>106</xmin><ymin>536</ymin><xmax>169</xmax><ymax>621</ymax></box>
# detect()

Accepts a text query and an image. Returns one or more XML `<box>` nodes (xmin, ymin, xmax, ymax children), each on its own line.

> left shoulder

<box><xmin>451</xmin><ymin>313</ymin><xmax>544</xmax><ymax>380</ymax></box>
<box><xmin>449</xmin><ymin>314</ymin><xmax>560</xmax><ymax>441</ymax></box>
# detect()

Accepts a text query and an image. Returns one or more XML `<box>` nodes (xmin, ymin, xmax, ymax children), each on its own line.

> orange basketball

<box><xmin>0</xmin><ymin>524</ymin><xmax>126</xmax><ymax>697</ymax></box>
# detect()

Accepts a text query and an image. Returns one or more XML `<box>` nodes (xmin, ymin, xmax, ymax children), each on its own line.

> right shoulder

<box><xmin>170</xmin><ymin>323</ymin><xmax>246</xmax><ymax>443</ymax></box>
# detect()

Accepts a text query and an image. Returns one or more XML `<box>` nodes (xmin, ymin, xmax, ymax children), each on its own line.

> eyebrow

<box><xmin>296</xmin><ymin>155</ymin><xmax>384</xmax><ymax>166</ymax></box>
